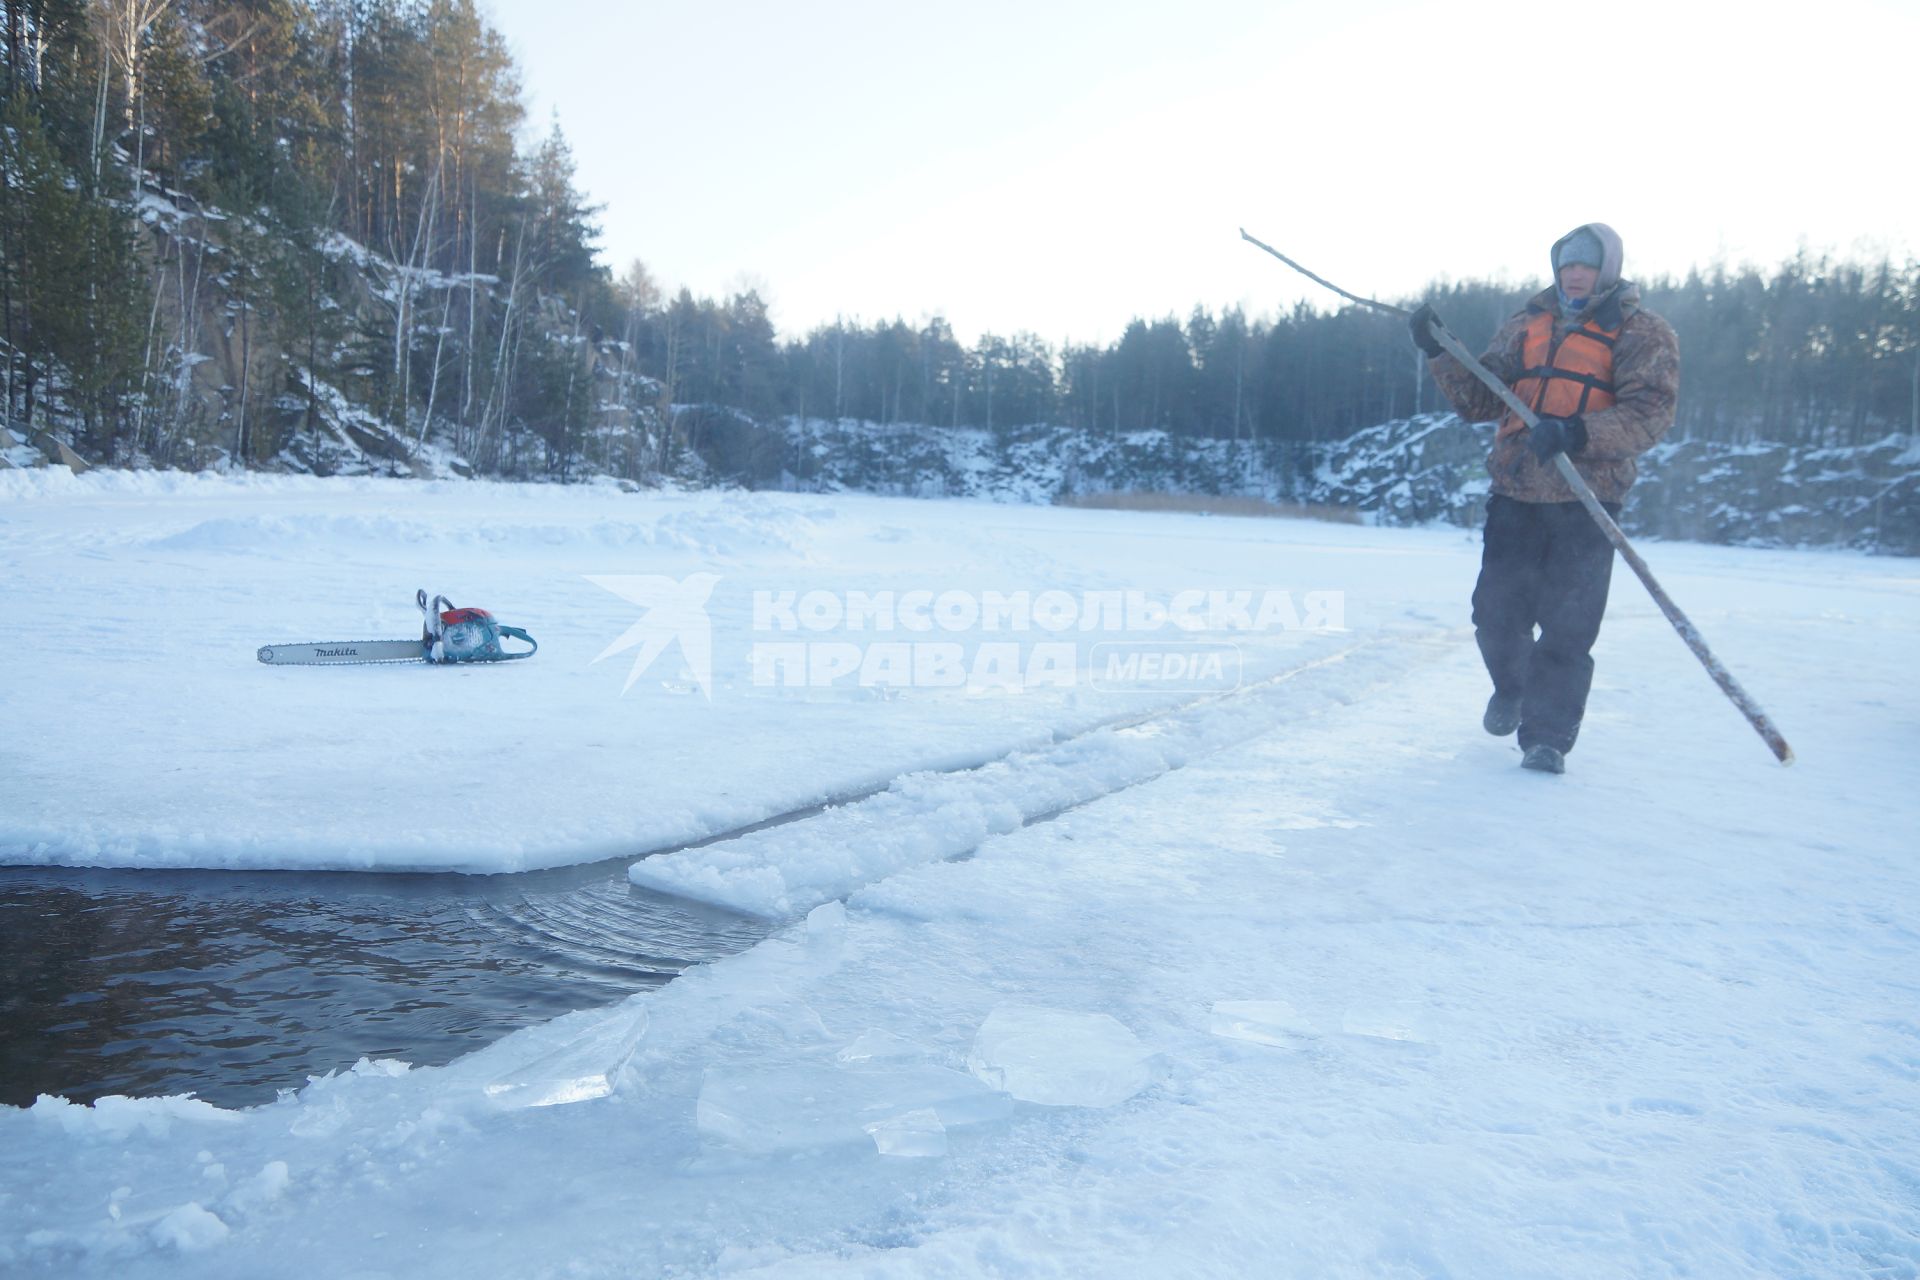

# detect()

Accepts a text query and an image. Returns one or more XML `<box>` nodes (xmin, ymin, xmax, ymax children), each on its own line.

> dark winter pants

<box><xmin>1471</xmin><ymin>494</ymin><xmax>1621</xmax><ymax>755</ymax></box>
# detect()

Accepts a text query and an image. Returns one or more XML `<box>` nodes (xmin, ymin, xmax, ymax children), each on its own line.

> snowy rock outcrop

<box><xmin>754</xmin><ymin>415</ymin><xmax>1920</xmax><ymax>554</ymax></box>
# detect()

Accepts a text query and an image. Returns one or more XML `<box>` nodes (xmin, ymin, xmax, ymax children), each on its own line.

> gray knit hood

<box><xmin>1551</xmin><ymin>222</ymin><xmax>1624</xmax><ymax>292</ymax></box>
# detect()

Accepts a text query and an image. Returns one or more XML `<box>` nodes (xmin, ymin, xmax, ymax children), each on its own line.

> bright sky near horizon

<box><xmin>486</xmin><ymin>0</ymin><xmax>1918</xmax><ymax>346</ymax></box>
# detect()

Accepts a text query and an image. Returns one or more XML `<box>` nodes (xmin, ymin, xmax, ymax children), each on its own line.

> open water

<box><xmin>0</xmin><ymin>862</ymin><xmax>770</xmax><ymax>1108</ymax></box>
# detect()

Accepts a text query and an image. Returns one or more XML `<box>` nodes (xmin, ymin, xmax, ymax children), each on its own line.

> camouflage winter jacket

<box><xmin>1429</xmin><ymin>283</ymin><xmax>1680</xmax><ymax>504</ymax></box>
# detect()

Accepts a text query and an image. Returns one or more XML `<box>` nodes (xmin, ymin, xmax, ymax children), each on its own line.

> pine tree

<box><xmin>0</xmin><ymin>97</ymin><xmax>146</xmax><ymax>451</ymax></box>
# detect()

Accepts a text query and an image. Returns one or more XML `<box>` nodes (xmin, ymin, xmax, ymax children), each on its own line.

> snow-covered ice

<box><xmin>0</xmin><ymin>469</ymin><xmax>1362</xmax><ymax>873</ymax></box>
<box><xmin>3</xmin><ymin>470</ymin><xmax>1918</xmax><ymax>1276</ymax></box>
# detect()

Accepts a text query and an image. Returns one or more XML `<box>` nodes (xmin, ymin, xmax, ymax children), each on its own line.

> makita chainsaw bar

<box><xmin>258</xmin><ymin>589</ymin><xmax>537</xmax><ymax>666</ymax></box>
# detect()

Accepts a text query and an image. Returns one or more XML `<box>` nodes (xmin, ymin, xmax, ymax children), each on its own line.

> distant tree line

<box><xmin>4</xmin><ymin>1</ymin><xmax>1915</xmax><ymax>476</ymax></box>
<box><xmin>744</xmin><ymin>260</ymin><xmax>1919</xmax><ymax>450</ymax></box>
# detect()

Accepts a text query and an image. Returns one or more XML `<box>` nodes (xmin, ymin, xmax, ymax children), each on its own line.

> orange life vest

<box><xmin>1498</xmin><ymin>309</ymin><xmax>1620</xmax><ymax>437</ymax></box>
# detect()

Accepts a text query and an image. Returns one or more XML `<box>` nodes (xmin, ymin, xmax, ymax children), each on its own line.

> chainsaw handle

<box><xmin>417</xmin><ymin>588</ymin><xmax>456</xmax><ymax>616</ymax></box>
<box><xmin>497</xmin><ymin>626</ymin><xmax>538</xmax><ymax>660</ymax></box>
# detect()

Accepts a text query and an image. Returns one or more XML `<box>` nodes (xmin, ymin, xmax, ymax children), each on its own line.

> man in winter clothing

<box><xmin>1407</xmin><ymin>223</ymin><xmax>1679</xmax><ymax>774</ymax></box>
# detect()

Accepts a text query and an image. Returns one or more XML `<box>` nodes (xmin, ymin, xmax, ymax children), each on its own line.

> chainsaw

<box><xmin>257</xmin><ymin>589</ymin><xmax>538</xmax><ymax>666</ymax></box>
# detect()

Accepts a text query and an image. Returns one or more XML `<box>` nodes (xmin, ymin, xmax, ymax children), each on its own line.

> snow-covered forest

<box><xmin>4</xmin><ymin>0</ymin><xmax>1918</xmax><ymax>505</ymax></box>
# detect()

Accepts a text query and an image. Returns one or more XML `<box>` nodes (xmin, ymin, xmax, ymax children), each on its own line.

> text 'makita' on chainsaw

<box><xmin>257</xmin><ymin>589</ymin><xmax>538</xmax><ymax>666</ymax></box>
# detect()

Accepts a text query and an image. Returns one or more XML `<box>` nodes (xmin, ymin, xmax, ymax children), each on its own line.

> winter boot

<box><xmin>1483</xmin><ymin>690</ymin><xmax>1522</xmax><ymax>737</ymax></box>
<box><xmin>1520</xmin><ymin>744</ymin><xmax>1566</xmax><ymax>775</ymax></box>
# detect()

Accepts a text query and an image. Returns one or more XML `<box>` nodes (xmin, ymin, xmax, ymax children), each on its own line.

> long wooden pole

<box><xmin>1239</xmin><ymin>228</ymin><xmax>1794</xmax><ymax>765</ymax></box>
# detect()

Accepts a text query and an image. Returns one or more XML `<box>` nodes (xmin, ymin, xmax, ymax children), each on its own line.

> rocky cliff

<box><xmin>757</xmin><ymin>415</ymin><xmax>1920</xmax><ymax>555</ymax></box>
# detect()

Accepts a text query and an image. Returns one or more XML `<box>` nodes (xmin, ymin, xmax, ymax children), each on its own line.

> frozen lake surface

<box><xmin>3</xmin><ymin>471</ymin><xmax>1915</xmax><ymax>1278</ymax></box>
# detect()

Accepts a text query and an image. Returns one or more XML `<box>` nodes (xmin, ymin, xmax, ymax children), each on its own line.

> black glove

<box><xmin>1527</xmin><ymin>414</ymin><xmax>1588</xmax><ymax>461</ymax></box>
<box><xmin>1407</xmin><ymin>303</ymin><xmax>1445</xmax><ymax>359</ymax></box>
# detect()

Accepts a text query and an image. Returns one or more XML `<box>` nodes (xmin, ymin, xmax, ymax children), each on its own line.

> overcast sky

<box><xmin>485</xmin><ymin>0</ymin><xmax>1918</xmax><ymax>346</ymax></box>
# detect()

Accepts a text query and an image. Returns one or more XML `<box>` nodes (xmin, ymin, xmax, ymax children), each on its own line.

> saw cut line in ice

<box><xmin>628</xmin><ymin>631</ymin><xmax>1448</xmax><ymax>917</ymax></box>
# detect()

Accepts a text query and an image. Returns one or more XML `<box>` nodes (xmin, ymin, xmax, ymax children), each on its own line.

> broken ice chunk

<box><xmin>806</xmin><ymin>900</ymin><xmax>848</xmax><ymax>965</ymax></box>
<box><xmin>696</xmin><ymin>1063</ymin><xmax>1009</xmax><ymax>1155</ymax></box>
<box><xmin>484</xmin><ymin>1006</ymin><xmax>649</xmax><ymax>1108</ymax></box>
<box><xmin>224</xmin><ymin>1160</ymin><xmax>291</xmax><ymax>1214</ymax></box>
<box><xmin>1209</xmin><ymin>1000</ymin><xmax>1315</xmax><ymax>1048</ymax></box>
<box><xmin>834</xmin><ymin>1028</ymin><xmax>929</xmax><ymax>1065</ymax></box>
<box><xmin>149</xmin><ymin>1202</ymin><xmax>229</xmax><ymax>1251</ymax></box>
<box><xmin>807</xmin><ymin>900</ymin><xmax>847</xmax><ymax>937</ymax></box>
<box><xmin>864</xmin><ymin>1108</ymin><xmax>947</xmax><ymax>1158</ymax></box>
<box><xmin>965</xmin><ymin>1005</ymin><xmax>1151</xmax><ymax>1107</ymax></box>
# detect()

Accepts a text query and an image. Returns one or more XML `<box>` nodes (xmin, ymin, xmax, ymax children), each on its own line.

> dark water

<box><xmin>0</xmin><ymin>860</ymin><xmax>771</xmax><ymax>1109</ymax></box>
